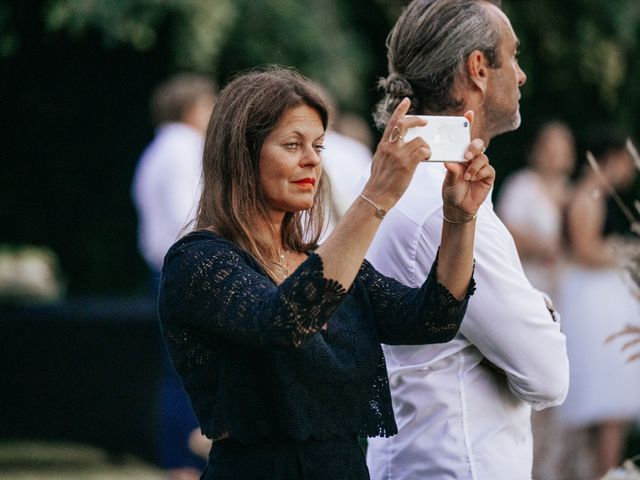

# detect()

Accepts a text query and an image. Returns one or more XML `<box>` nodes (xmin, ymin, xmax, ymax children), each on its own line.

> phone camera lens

<box><xmin>463</xmin><ymin>121</ymin><xmax>469</xmax><ymax>127</ymax></box>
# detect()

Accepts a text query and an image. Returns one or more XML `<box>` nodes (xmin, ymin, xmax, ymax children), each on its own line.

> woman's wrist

<box><xmin>360</xmin><ymin>187</ymin><xmax>395</xmax><ymax>217</ymax></box>
<box><xmin>359</xmin><ymin>193</ymin><xmax>388</xmax><ymax>219</ymax></box>
<box><xmin>442</xmin><ymin>207</ymin><xmax>477</xmax><ymax>224</ymax></box>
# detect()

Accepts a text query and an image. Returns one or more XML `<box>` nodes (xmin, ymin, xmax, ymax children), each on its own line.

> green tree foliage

<box><xmin>5</xmin><ymin>0</ymin><xmax>640</xmax><ymax>126</ymax></box>
<box><xmin>215</xmin><ymin>0</ymin><xmax>372</xmax><ymax>111</ymax></box>
<box><xmin>0</xmin><ymin>1</ymin><xmax>18</xmax><ymax>57</ymax></box>
<box><xmin>505</xmin><ymin>0</ymin><xmax>640</xmax><ymax>118</ymax></box>
<box><xmin>43</xmin><ymin>0</ymin><xmax>237</xmax><ymax>71</ymax></box>
<box><xmin>36</xmin><ymin>0</ymin><xmax>373</xmax><ymax>111</ymax></box>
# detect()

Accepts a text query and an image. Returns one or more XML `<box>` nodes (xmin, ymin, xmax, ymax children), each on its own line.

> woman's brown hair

<box><xmin>195</xmin><ymin>66</ymin><xmax>329</xmax><ymax>281</ymax></box>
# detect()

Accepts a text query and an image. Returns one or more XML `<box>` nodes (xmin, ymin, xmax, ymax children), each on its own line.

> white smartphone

<box><xmin>403</xmin><ymin>115</ymin><xmax>471</xmax><ymax>162</ymax></box>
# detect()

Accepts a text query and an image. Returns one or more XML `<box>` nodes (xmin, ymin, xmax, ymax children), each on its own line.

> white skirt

<box><xmin>556</xmin><ymin>264</ymin><xmax>640</xmax><ymax>427</ymax></box>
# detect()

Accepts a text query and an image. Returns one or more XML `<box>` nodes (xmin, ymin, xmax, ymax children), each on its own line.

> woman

<box><xmin>497</xmin><ymin>121</ymin><xmax>575</xmax><ymax>296</ymax></box>
<box><xmin>556</xmin><ymin>129</ymin><xmax>640</xmax><ymax>478</ymax></box>
<box><xmin>158</xmin><ymin>67</ymin><xmax>494</xmax><ymax>479</ymax></box>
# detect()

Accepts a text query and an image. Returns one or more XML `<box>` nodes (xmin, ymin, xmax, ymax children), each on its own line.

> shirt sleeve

<box><xmin>158</xmin><ymin>236</ymin><xmax>347</xmax><ymax>350</ymax></box>
<box><xmin>417</xmin><ymin>208</ymin><xmax>569</xmax><ymax>410</ymax></box>
<box><xmin>357</xmin><ymin>257</ymin><xmax>474</xmax><ymax>345</ymax></box>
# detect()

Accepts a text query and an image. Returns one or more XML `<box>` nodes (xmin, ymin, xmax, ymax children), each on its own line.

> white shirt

<box><xmin>496</xmin><ymin>169</ymin><xmax>564</xmax><ymax>295</ymax></box>
<box><xmin>365</xmin><ymin>163</ymin><xmax>569</xmax><ymax>480</ymax></box>
<box><xmin>322</xmin><ymin>130</ymin><xmax>373</xmax><ymax>218</ymax></box>
<box><xmin>319</xmin><ymin>131</ymin><xmax>373</xmax><ymax>242</ymax></box>
<box><xmin>132</xmin><ymin>123</ymin><xmax>203</xmax><ymax>271</ymax></box>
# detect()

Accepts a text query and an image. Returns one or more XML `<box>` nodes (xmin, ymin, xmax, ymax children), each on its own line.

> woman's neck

<box><xmin>256</xmin><ymin>211</ymin><xmax>286</xmax><ymax>252</ymax></box>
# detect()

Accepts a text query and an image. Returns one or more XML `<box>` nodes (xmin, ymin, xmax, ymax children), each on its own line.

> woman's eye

<box><xmin>313</xmin><ymin>144</ymin><xmax>325</xmax><ymax>153</ymax></box>
<box><xmin>285</xmin><ymin>142</ymin><xmax>299</xmax><ymax>150</ymax></box>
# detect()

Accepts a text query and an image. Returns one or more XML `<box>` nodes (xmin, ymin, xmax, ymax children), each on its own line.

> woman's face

<box><xmin>258</xmin><ymin>104</ymin><xmax>324</xmax><ymax>218</ymax></box>
<box><xmin>605</xmin><ymin>149</ymin><xmax>636</xmax><ymax>190</ymax></box>
<box><xmin>533</xmin><ymin>126</ymin><xmax>575</xmax><ymax>176</ymax></box>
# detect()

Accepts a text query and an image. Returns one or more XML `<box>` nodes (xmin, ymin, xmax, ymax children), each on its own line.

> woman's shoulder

<box><xmin>169</xmin><ymin>229</ymin><xmax>236</xmax><ymax>252</ymax></box>
<box><xmin>163</xmin><ymin>230</ymin><xmax>254</xmax><ymax>270</ymax></box>
<box><xmin>500</xmin><ymin>168</ymin><xmax>540</xmax><ymax>198</ymax></box>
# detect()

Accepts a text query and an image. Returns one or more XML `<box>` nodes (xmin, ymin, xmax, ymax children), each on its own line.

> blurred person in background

<box><xmin>556</xmin><ymin>128</ymin><xmax>640</xmax><ymax>479</ymax></box>
<box><xmin>497</xmin><ymin>121</ymin><xmax>575</xmax><ymax>296</ymax></box>
<box><xmin>310</xmin><ymin>83</ymin><xmax>373</xmax><ymax>235</ymax></box>
<box><xmin>496</xmin><ymin>121</ymin><xmax>576</xmax><ymax>480</ymax></box>
<box><xmin>334</xmin><ymin>111</ymin><xmax>375</xmax><ymax>151</ymax></box>
<box><xmin>158</xmin><ymin>66</ymin><xmax>493</xmax><ymax>479</ymax></box>
<box><xmin>131</xmin><ymin>73</ymin><xmax>216</xmax><ymax>480</ymax></box>
<box><xmin>365</xmin><ymin>1</ymin><xmax>569</xmax><ymax>479</ymax></box>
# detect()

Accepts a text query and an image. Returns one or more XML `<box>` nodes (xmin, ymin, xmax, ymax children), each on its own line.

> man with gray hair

<box><xmin>365</xmin><ymin>1</ymin><xmax>569</xmax><ymax>479</ymax></box>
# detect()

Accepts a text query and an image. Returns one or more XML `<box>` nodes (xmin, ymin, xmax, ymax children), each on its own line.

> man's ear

<box><xmin>466</xmin><ymin>50</ymin><xmax>489</xmax><ymax>98</ymax></box>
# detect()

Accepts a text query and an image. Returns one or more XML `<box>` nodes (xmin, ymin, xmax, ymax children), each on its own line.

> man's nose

<box><xmin>517</xmin><ymin>65</ymin><xmax>527</xmax><ymax>87</ymax></box>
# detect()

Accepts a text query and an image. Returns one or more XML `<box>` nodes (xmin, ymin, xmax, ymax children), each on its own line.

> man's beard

<box><xmin>484</xmin><ymin>101</ymin><xmax>521</xmax><ymax>141</ymax></box>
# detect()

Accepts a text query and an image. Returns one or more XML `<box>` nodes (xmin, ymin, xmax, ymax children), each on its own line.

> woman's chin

<box><xmin>290</xmin><ymin>202</ymin><xmax>314</xmax><ymax>213</ymax></box>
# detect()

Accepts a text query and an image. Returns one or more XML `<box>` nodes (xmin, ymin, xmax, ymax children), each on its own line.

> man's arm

<box><xmin>418</xmin><ymin>206</ymin><xmax>569</xmax><ymax>410</ymax></box>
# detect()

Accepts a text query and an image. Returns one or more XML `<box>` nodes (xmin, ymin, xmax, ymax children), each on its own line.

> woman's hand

<box><xmin>361</xmin><ymin>98</ymin><xmax>431</xmax><ymax>210</ymax></box>
<box><xmin>442</xmin><ymin>111</ymin><xmax>495</xmax><ymax>222</ymax></box>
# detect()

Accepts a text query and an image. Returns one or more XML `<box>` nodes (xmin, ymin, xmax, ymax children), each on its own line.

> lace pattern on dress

<box><xmin>162</xmin><ymin>233</ymin><xmax>348</xmax><ymax>350</ymax></box>
<box><xmin>159</xmin><ymin>232</ymin><xmax>473</xmax><ymax>442</ymax></box>
<box><xmin>358</xmin><ymin>253</ymin><xmax>476</xmax><ymax>346</ymax></box>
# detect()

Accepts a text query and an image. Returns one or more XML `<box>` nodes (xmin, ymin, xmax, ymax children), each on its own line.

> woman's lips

<box><xmin>293</xmin><ymin>177</ymin><xmax>316</xmax><ymax>186</ymax></box>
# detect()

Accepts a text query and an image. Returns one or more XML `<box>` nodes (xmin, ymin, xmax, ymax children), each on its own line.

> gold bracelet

<box><xmin>443</xmin><ymin>212</ymin><xmax>477</xmax><ymax>224</ymax></box>
<box><xmin>359</xmin><ymin>193</ymin><xmax>387</xmax><ymax>219</ymax></box>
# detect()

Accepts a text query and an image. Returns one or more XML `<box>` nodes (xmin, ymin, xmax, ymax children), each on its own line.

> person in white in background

<box><xmin>365</xmin><ymin>1</ymin><xmax>569</xmax><ymax>479</ymax></box>
<box><xmin>132</xmin><ymin>73</ymin><xmax>216</xmax><ymax>480</ymax></box>
<box><xmin>311</xmin><ymin>84</ymin><xmax>373</xmax><ymax>234</ymax></box>
<box><xmin>497</xmin><ymin>121</ymin><xmax>575</xmax><ymax>297</ymax></box>
<box><xmin>323</xmin><ymin>130</ymin><xmax>373</xmax><ymax>223</ymax></box>
<box><xmin>133</xmin><ymin>74</ymin><xmax>215</xmax><ymax>272</ymax></box>
<box><xmin>556</xmin><ymin>128</ymin><xmax>640</xmax><ymax>480</ymax></box>
<box><xmin>496</xmin><ymin>121</ymin><xmax>575</xmax><ymax>480</ymax></box>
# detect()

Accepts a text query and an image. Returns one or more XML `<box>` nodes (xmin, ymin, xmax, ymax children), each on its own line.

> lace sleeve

<box><xmin>359</xmin><ymin>253</ymin><xmax>475</xmax><ymax>345</ymax></box>
<box><xmin>159</xmin><ymin>235</ymin><xmax>347</xmax><ymax>350</ymax></box>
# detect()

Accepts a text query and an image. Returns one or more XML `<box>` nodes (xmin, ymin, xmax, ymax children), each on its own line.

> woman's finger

<box><xmin>386</xmin><ymin>115</ymin><xmax>428</xmax><ymax>144</ymax></box>
<box><xmin>382</xmin><ymin>98</ymin><xmax>412</xmax><ymax>141</ymax></box>
<box><xmin>408</xmin><ymin>145</ymin><xmax>432</xmax><ymax>163</ymax></box>
<box><xmin>398</xmin><ymin>137</ymin><xmax>430</xmax><ymax>161</ymax></box>
<box><xmin>395</xmin><ymin>115</ymin><xmax>428</xmax><ymax>133</ymax></box>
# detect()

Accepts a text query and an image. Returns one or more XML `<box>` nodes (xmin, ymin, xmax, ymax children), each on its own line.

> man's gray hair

<box><xmin>374</xmin><ymin>0</ymin><xmax>502</xmax><ymax>128</ymax></box>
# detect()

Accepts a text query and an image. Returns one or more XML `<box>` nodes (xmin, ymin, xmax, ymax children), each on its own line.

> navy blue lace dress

<box><xmin>158</xmin><ymin>231</ymin><xmax>474</xmax><ymax>479</ymax></box>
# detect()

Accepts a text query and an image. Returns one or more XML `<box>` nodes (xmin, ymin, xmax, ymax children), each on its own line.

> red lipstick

<box><xmin>293</xmin><ymin>177</ymin><xmax>316</xmax><ymax>186</ymax></box>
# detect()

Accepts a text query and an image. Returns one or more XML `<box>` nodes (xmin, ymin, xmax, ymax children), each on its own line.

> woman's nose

<box><xmin>300</xmin><ymin>145</ymin><xmax>321</xmax><ymax>166</ymax></box>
